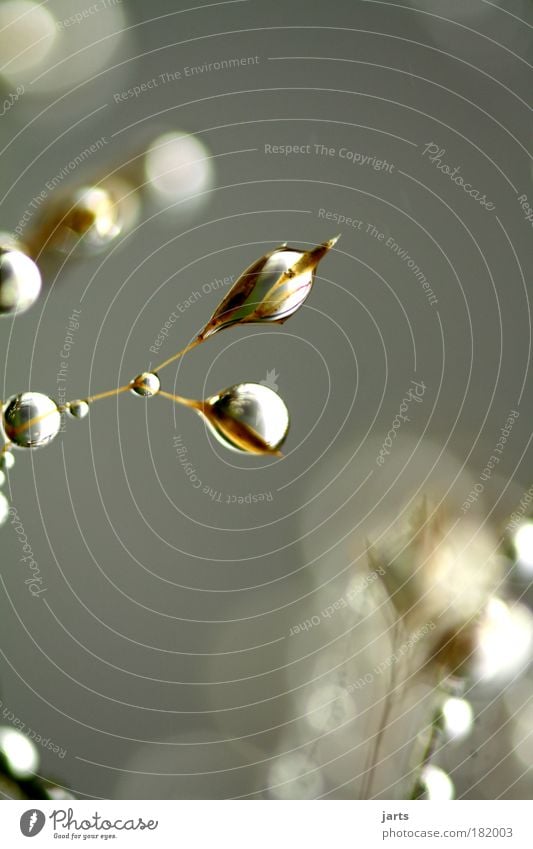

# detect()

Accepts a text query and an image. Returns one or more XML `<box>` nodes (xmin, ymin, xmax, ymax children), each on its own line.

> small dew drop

<box><xmin>0</xmin><ymin>491</ymin><xmax>8</xmax><ymax>526</ymax></box>
<box><xmin>67</xmin><ymin>400</ymin><xmax>89</xmax><ymax>420</ymax></box>
<box><xmin>130</xmin><ymin>373</ymin><xmax>161</xmax><ymax>397</ymax></box>
<box><xmin>0</xmin><ymin>451</ymin><xmax>15</xmax><ymax>470</ymax></box>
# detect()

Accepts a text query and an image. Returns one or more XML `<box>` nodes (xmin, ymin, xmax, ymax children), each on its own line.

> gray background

<box><xmin>0</xmin><ymin>0</ymin><xmax>532</xmax><ymax>799</ymax></box>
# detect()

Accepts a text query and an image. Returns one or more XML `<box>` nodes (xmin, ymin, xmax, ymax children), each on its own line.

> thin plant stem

<box><xmin>0</xmin><ymin>335</ymin><xmax>204</xmax><ymax>441</ymax></box>
<box><xmin>361</xmin><ymin>614</ymin><xmax>403</xmax><ymax>800</ymax></box>
<box><xmin>152</xmin><ymin>338</ymin><xmax>202</xmax><ymax>373</ymax></box>
<box><xmin>85</xmin><ymin>384</ymin><xmax>131</xmax><ymax>404</ymax></box>
<box><xmin>158</xmin><ymin>389</ymin><xmax>202</xmax><ymax>410</ymax></box>
<box><xmin>409</xmin><ymin>703</ymin><xmax>444</xmax><ymax>799</ymax></box>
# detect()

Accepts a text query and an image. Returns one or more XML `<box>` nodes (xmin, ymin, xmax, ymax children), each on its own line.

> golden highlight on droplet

<box><xmin>25</xmin><ymin>179</ymin><xmax>139</xmax><ymax>259</ymax></box>
<box><xmin>159</xmin><ymin>383</ymin><xmax>289</xmax><ymax>456</ymax></box>
<box><xmin>197</xmin><ymin>234</ymin><xmax>341</xmax><ymax>340</ymax></box>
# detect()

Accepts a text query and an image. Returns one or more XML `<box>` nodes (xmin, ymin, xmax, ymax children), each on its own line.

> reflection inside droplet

<box><xmin>198</xmin><ymin>237</ymin><xmax>338</xmax><ymax>340</ymax></box>
<box><xmin>217</xmin><ymin>250</ymin><xmax>310</xmax><ymax>333</ymax></box>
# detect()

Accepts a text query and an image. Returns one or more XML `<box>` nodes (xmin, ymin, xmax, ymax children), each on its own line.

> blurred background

<box><xmin>0</xmin><ymin>0</ymin><xmax>532</xmax><ymax>800</ymax></box>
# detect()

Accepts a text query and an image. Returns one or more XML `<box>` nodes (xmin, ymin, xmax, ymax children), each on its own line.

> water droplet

<box><xmin>513</xmin><ymin>521</ymin><xmax>533</xmax><ymax>575</ymax></box>
<box><xmin>0</xmin><ymin>491</ymin><xmax>8</xmax><ymax>525</ymax></box>
<box><xmin>440</xmin><ymin>697</ymin><xmax>474</xmax><ymax>741</ymax></box>
<box><xmin>0</xmin><ymin>471</ymin><xmax>5</xmax><ymax>487</ymax></box>
<box><xmin>474</xmin><ymin>597</ymin><xmax>533</xmax><ymax>684</ymax></box>
<box><xmin>0</xmin><ymin>728</ymin><xmax>39</xmax><ymax>778</ymax></box>
<box><xmin>0</xmin><ymin>451</ymin><xmax>15</xmax><ymax>470</ymax></box>
<box><xmin>67</xmin><ymin>400</ymin><xmax>89</xmax><ymax>419</ymax></box>
<box><xmin>145</xmin><ymin>132</ymin><xmax>213</xmax><ymax>202</ymax></box>
<box><xmin>2</xmin><ymin>392</ymin><xmax>61</xmax><ymax>448</ymax></box>
<box><xmin>39</xmin><ymin>181</ymin><xmax>137</xmax><ymax>256</ymax></box>
<box><xmin>198</xmin><ymin>236</ymin><xmax>340</xmax><ymax>339</ymax></box>
<box><xmin>199</xmin><ymin>382</ymin><xmax>289</xmax><ymax>455</ymax></box>
<box><xmin>0</xmin><ymin>247</ymin><xmax>41</xmax><ymax>315</ymax></box>
<box><xmin>130</xmin><ymin>372</ymin><xmax>160</xmax><ymax>397</ymax></box>
<box><xmin>41</xmin><ymin>781</ymin><xmax>75</xmax><ymax>801</ymax></box>
<box><xmin>0</xmin><ymin>2</ymin><xmax>57</xmax><ymax>77</ymax></box>
<box><xmin>417</xmin><ymin>765</ymin><xmax>454</xmax><ymax>800</ymax></box>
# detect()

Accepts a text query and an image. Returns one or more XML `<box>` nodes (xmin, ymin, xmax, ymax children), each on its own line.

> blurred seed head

<box><xmin>267</xmin><ymin>752</ymin><xmax>324</xmax><ymax>799</ymax></box>
<box><xmin>370</xmin><ymin>500</ymin><xmax>503</xmax><ymax>632</ymax></box>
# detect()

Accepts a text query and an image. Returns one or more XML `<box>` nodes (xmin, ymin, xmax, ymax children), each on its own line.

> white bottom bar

<box><xmin>1</xmin><ymin>799</ymin><xmax>531</xmax><ymax>847</ymax></box>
